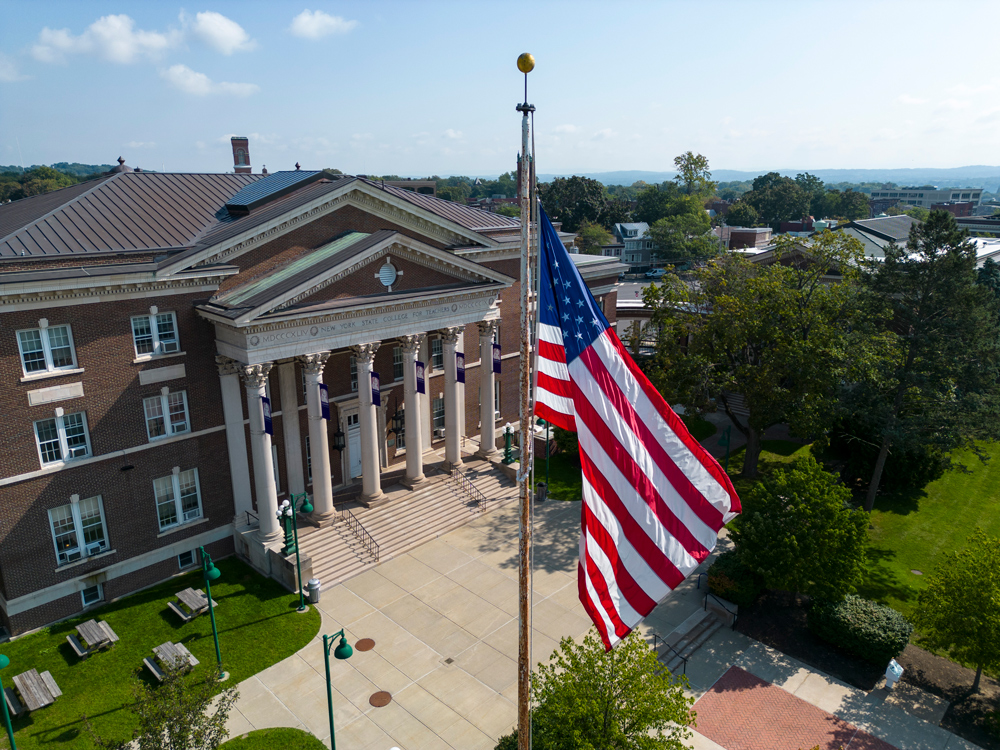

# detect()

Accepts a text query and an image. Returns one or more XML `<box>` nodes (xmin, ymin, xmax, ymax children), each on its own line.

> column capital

<box><xmin>476</xmin><ymin>320</ymin><xmax>498</xmax><ymax>338</ymax></box>
<box><xmin>215</xmin><ymin>355</ymin><xmax>241</xmax><ymax>376</ymax></box>
<box><xmin>350</xmin><ymin>342</ymin><xmax>381</xmax><ymax>365</ymax></box>
<box><xmin>398</xmin><ymin>333</ymin><xmax>425</xmax><ymax>355</ymax></box>
<box><xmin>239</xmin><ymin>362</ymin><xmax>273</xmax><ymax>389</ymax></box>
<box><xmin>298</xmin><ymin>352</ymin><xmax>331</xmax><ymax>375</ymax></box>
<box><xmin>438</xmin><ymin>326</ymin><xmax>462</xmax><ymax>344</ymax></box>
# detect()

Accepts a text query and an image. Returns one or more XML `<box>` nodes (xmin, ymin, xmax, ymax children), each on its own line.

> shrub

<box><xmin>807</xmin><ymin>595</ymin><xmax>913</xmax><ymax>665</ymax></box>
<box><xmin>706</xmin><ymin>550</ymin><xmax>764</xmax><ymax>608</ymax></box>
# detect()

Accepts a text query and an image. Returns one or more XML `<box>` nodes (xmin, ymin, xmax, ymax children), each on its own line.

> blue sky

<box><xmin>2</xmin><ymin>1</ymin><xmax>999</xmax><ymax>176</ymax></box>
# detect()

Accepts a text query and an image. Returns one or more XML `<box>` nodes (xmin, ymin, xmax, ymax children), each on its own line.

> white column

<box><xmin>441</xmin><ymin>326</ymin><xmax>463</xmax><ymax>469</ymax></box>
<box><xmin>400</xmin><ymin>333</ymin><xmax>426</xmax><ymax>486</ymax></box>
<box><xmin>278</xmin><ymin>361</ymin><xmax>305</xmax><ymax>498</ymax></box>
<box><xmin>351</xmin><ymin>342</ymin><xmax>383</xmax><ymax>503</ymax></box>
<box><xmin>476</xmin><ymin>321</ymin><xmax>499</xmax><ymax>459</ymax></box>
<box><xmin>240</xmin><ymin>363</ymin><xmax>281</xmax><ymax>544</ymax></box>
<box><xmin>216</xmin><ymin>357</ymin><xmax>253</xmax><ymax>522</ymax></box>
<box><xmin>299</xmin><ymin>352</ymin><xmax>335</xmax><ymax>523</ymax></box>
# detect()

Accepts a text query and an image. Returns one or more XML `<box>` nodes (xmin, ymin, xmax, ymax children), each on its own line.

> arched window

<box><xmin>236</xmin><ymin>149</ymin><xmax>246</xmax><ymax>166</ymax></box>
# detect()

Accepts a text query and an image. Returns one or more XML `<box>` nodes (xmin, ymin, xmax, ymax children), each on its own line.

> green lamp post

<box><xmin>279</xmin><ymin>493</ymin><xmax>313</xmax><ymax>612</ymax></box>
<box><xmin>0</xmin><ymin>654</ymin><xmax>16</xmax><ymax>750</ymax></box>
<box><xmin>199</xmin><ymin>546</ymin><xmax>226</xmax><ymax>680</ymax></box>
<box><xmin>322</xmin><ymin>630</ymin><xmax>353</xmax><ymax>750</ymax></box>
<box><xmin>502</xmin><ymin>423</ymin><xmax>514</xmax><ymax>465</ymax></box>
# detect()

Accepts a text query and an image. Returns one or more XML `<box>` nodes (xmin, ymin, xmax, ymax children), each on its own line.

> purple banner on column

<box><xmin>456</xmin><ymin>352</ymin><xmax>465</xmax><ymax>383</ymax></box>
<box><xmin>371</xmin><ymin>372</ymin><xmax>381</xmax><ymax>407</ymax></box>
<box><xmin>492</xmin><ymin>343</ymin><xmax>501</xmax><ymax>374</ymax></box>
<box><xmin>319</xmin><ymin>383</ymin><xmax>330</xmax><ymax>420</ymax></box>
<box><xmin>415</xmin><ymin>361</ymin><xmax>425</xmax><ymax>394</ymax></box>
<box><xmin>261</xmin><ymin>396</ymin><xmax>273</xmax><ymax>435</ymax></box>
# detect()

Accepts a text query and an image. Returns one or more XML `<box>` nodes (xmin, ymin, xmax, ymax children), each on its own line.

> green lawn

<box><xmin>724</xmin><ymin>439</ymin><xmax>814</xmax><ymax>499</ymax></box>
<box><xmin>858</xmin><ymin>442</ymin><xmax>1000</xmax><ymax>622</ymax></box>
<box><xmin>221</xmin><ymin>728</ymin><xmax>326</xmax><ymax>749</ymax></box>
<box><xmin>536</xmin><ymin>452</ymin><xmax>584</xmax><ymax>502</ymax></box>
<box><xmin>682</xmin><ymin>415</ymin><xmax>717</xmax><ymax>442</ymax></box>
<box><xmin>0</xmin><ymin>557</ymin><xmax>320</xmax><ymax>749</ymax></box>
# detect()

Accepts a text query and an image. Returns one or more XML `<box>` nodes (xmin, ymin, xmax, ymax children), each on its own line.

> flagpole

<box><xmin>515</xmin><ymin>51</ymin><xmax>536</xmax><ymax>750</ymax></box>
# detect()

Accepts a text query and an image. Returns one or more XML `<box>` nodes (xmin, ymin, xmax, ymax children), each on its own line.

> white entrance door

<box><xmin>346</xmin><ymin>413</ymin><xmax>362</xmax><ymax>479</ymax></box>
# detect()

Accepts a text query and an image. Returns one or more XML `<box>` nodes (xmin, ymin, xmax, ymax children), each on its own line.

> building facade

<box><xmin>0</xmin><ymin>162</ymin><xmax>620</xmax><ymax>635</ymax></box>
<box><xmin>868</xmin><ymin>187</ymin><xmax>983</xmax><ymax>208</ymax></box>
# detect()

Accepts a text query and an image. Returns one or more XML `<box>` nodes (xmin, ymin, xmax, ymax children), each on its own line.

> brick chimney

<box><xmin>231</xmin><ymin>136</ymin><xmax>251</xmax><ymax>174</ymax></box>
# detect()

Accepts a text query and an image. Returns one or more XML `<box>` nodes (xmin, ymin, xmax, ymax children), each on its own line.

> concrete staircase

<box><xmin>652</xmin><ymin>608</ymin><xmax>725</xmax><ymax>676</ymax></box>
<box><xmin>297</xmin><ymin>458</ymin><xmax>517</xmax><ymax>589</ymax></box>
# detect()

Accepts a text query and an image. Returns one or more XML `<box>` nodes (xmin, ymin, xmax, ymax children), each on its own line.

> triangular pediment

<box><xmin>203</xmin><ymin>230</ymin><xmax>512</xmax><ymax>325</ymax></box>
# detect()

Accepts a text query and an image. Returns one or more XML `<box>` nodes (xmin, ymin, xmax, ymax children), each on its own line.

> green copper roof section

<box><xmin>220</xmin><ymin>231</ymin><xmax>371</xmax><ymax>306</ymax></box>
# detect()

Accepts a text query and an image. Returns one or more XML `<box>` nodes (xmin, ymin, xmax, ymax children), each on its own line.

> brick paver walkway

<box><xmin>693</xmin><ymin>667</ymin><xmax>899</xmax><ymax>750</ymax></box>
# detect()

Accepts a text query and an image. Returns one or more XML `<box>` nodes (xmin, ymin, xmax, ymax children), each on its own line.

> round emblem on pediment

<box><xmin>249</xmin><ymin>335</ymin><xmax>260</xmax><ymax>347</ymax></box>
<box><xmin>378</xmin><ymin>262</ymin><xmax>398</xmax><ymax>288</ymax></box>
<box><xmin>310</xmin><ymin>326</ymin><xmax>319</xmax><ymax>336</ymax></box>
<box><xmin>451</xmin><ymin>304</ymin><xmax>458</xmax><ymax>312</ymax></box>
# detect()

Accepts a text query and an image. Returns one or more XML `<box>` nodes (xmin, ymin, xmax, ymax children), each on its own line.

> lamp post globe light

<box><xmin>280</xmin><ymin>493</ymin><xmax>313</xmax><ymax>613</ymax></box>
<box><xmin>322</xmin><ymin>630</ymin><xmax>353</xmax><ymax>750</ymax></box>
<box><xmin>0</xmin><ymin>654</ymin><xmax>16</xmax><ymax>749</ymax></box>
<box><xmin>199</xmin><ymin>546</ymin><xmax>227</xmax><ymax>680</ymax></box>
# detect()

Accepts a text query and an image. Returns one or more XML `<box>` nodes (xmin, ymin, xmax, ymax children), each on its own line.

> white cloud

<box><xmin>188</xmin><ymin>11</ymin><xmax>255</xmax><ymax>55</ymax></box>
<box><xmin>32</xmin><ymin>15</ymin><xmax>181</xmax><ymax>64</ymax></box>
<box><xmin>289</xmin><ymin>10</ymin><xmax>358</xmax><ymax>39</ymax></box>
<box><xmin>443</xmin><ymin>129</ymin><xmax>463</xmax><ymax>140</ymax></box>
<box><xmin>161</xmin><ymin>65</ymin><xmax>259</xmax><ymax>96</ymax></box>
<box><xmin>897</xmin><ymin>94</ymin><xmax>927</xmax><ymax>105</ymax></box>
<box><xmin>554</xmin><ymin>124</ymin><xmax>578</xmax><ymax>134</ymax></box>
<box><xmin>591</xmin><ymin>128</ymin><xmax>616</xmax><ymax>140</ymax></box>
<box><xmin>125</xmin><ymin>140</ymin><xmax>155</xmax><ymax>148</ymax></box>
<box><xmin>0</xmin><ymin>53</ymin><xmax>28</xmax><ymax>82</ymax></box>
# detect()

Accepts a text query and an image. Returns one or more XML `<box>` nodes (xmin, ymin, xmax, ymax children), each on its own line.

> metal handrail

<box><xmin>704</xmin><ymin>592</ymin><xmax>738</xmax><ymax>629</ymax></box>
<box><xmin>651</xmin><ymin>633</ymin><xmax>687</xmax><ymax>675</ymax></box>
<box><xmin>451</xmin><ymin>468</ymin><xmax>489</xmax><ymax>512</ymax></box>
<box><xmin>341</xmin><ymin>509</ymin><xmax>380</xmax><ymax>562</ymax></box>
<box><xmin>245</xmin><ymin>510</ymin><xmax>259</xmax><ymax>528</ymax></box>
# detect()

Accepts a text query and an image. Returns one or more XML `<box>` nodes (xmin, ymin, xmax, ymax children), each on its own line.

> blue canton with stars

<box><xmin>538</xmin><ymin>207</ymin><xmax>612</xmax><ymax>365</ymax></box>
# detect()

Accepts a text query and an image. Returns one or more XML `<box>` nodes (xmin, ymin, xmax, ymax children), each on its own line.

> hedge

<box><xmin>807</xmin><ymin>595</ymin><xmax>913</xmax><ymax>665</ymax></box>
<box><xmin>706</xmin><ymin>550</ymin><xmax>764</xmax><ymax>608</ymax></box>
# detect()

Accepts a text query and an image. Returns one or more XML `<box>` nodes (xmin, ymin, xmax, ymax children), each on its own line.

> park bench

<box><xmin>167</xmin><ymin>601</ymin><xmax>193</xmax><ymax>623</ymax></box>
<box><xmin>8</xmin><ymin>669</ymin><xmax>61</xmax><ymax>714</ymax></box>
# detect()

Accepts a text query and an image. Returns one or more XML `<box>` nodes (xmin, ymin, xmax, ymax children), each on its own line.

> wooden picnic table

<box><xmin>11</xmin><ymin>669</ymin><xmax>60</xmax><ymax>712</ymax></box>
<box><xmin>153</xmin><ymin>641</ymin><xmax>199</xmax><ymax>671</ymax></box>
<box><xmin>77</xmin><ymin>619</ymin><xmax>112</xmax><ymax>649</ymax></box>
<box><xmin>175</xmin><ymin>588</ymin><xmax>217</xmax><ymax>615</ymax></box>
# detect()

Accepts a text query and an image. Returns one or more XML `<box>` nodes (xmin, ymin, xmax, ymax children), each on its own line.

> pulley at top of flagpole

<box><xmin>516</xmin><ymin>53</ymin><xmax>535</xmax><ymax>113</ymax></box>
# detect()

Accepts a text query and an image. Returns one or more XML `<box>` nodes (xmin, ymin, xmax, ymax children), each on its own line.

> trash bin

<box><xmin>885</xmin><ymin>658</ymin><xmax>904</xmax><ymax>689</ymax></box>
<box><xmin>535</xmin><ymin>482</ymin><xmax>548</xmax><ymax>504</ymax></box>
<box><xmin>307</xmin><ymin>578</ymin><xmax>321</xmax><ymax>604</ymax></box>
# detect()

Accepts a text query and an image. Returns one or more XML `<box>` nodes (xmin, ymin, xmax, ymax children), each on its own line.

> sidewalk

<box><xmin>222</xmin><ymin>467</ymin><xmax>978</xmax><ymax>750</ymax></box>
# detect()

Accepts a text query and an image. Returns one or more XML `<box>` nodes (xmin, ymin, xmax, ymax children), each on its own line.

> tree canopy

<box><xmin>741</xmin><ymin>172</ymin><xmax>810</xmax><ymax>229</ymax></box>
<box><xmin>724</xmin><ymin>201</ymin><xmax>760</xmax><ymax>228</ymax></box>
<box><xmin>648</xmin><ymin>208</ymin><xmax>716</xmax><ymax>262</ymax></box>
<box><xmin>574</xmin><ymin>220</ymin><xmax>613</xmax><ymax>255</ymax></box>
<box><xmin>673</xmin><ymin>151</ymin><xmax>716</xmax><ymax>197</ymax></box>
<box><xmin>538</xmin><ymin>175</ymin><xmax>622</xmax><ymax>232</ymax></box>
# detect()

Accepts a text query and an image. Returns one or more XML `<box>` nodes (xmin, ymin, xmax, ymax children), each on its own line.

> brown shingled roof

<box><xmin>365</xmin><ymin>180</ymin><xmax>520</xmax><ymax>231</ymax></box>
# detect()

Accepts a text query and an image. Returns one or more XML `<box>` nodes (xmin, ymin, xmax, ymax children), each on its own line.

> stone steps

<box><xmin>297</xmin><ymin>460</ymin><xmax>517</xmax><ymax>589</ymax></box>
<box><xmin>653</xmin><ymin>608</ymin><xmax>724</xmax><ymax>676</ymax></box>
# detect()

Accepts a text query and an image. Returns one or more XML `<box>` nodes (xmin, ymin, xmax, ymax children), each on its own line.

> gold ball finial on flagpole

<box><xmin>517</xmin><ymin>53</ymin><xmax>535</xmax><ymax>74</ymax></box>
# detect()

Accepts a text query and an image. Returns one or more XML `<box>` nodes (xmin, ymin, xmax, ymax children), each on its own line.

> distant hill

<box><xmin>0</xmin><ymin>162</ymin><xmax>114</xmax><ymax>176</ymax></box>
<box><xmin>535</xmin><ymin>166</ymin><xmax>1000</xmax><ymax>191</ymax></box>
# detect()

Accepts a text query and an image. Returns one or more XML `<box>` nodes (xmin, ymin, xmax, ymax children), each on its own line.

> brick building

<box><xmin>0</xmin><ymin>156</ymin><xmax>621</xmax><ymax>634</ymax></box>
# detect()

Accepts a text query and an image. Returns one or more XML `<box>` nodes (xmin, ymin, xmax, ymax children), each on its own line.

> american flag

<box><xmin>534</xmin><ymin>207</ymin><xmax>741</xmax><ymax>650</ymax></box>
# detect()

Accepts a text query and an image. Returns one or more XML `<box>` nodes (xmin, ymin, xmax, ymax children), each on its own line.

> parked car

<box><xmin>645</xmin><ymin>268</ymin><xmax>666</xmax><ymax>279</ymax></box>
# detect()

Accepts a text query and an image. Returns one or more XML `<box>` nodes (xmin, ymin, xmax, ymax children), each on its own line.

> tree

<box><xmin>905</xmin><ymin>206</ymin><xmax>929</xmax><ymax>221</ymax></box>
<box><xmin>838</xmin><ymin>189</ymin><xmax>870</xmax><ymax>221</ymax></box>
<box><xmin>538</xmin><ymin>176</ymin><xmax>612</xmax><ymax>232</ymax></box>
<box><xmin>644</xmin><ymin>231</ymin><xmax>867</xmax><ymax>477</ymax></box>
<box><xmin>495</xmin><ymin>630</ymin><xmax>695</xmax><ymax>750</ymax></box>
<box><xmin>574</xmin><ymin>220</ymin><xmax>612</xmax><ymax>255</ymax></box>
<box><xmin>633</xmin><ymin>182</ymin><xmax>680</xmax><ymax>226</ymax></box>
<box><xmin>673</xmin><ymin>151</ymin><xmax>716</xmax><ymax>197</ymax></box>
<box><xmin>729</xmin><ymin>456</ymin><xmax>868</xmax><ymax>601</ymax></box>
<box><xmin>724</xmin><ymin>201</ymin><xmax>759</xmax><ymax>228</ymax></box>
<box><xmin>796</xmin><ymin>172</ymin><xmax>826</xmax><ymax>216</ymax></box>
<box><xmin>496</xmin><ymin>203</ymin><xmax>521</xmax><ymax>218</ymax></box>
<box><xmin>854</xmin><ymin>211</ymin><xmax>1000</xmax><ymax>511</ymax></box>
<box><xmin>912</xmin><ymin>529</ymin><xmax>1000</xmax><ymax>692</ymax></box>
<box><xmin>648</xmin><ymin>210</ymin><xmax>716</xmax><ymax>262</ymax></box>
<box><xmin>87</xmin><ymin>664</ymin><xmax>239</xmax><ymax>749</ymax></box>
<box><xmin>742</xmin><ymin>172</ymin><xmax>809</xmax><ymax>229</ymax></box>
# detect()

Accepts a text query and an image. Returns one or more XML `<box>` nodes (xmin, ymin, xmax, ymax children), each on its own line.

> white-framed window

<box><xmin>143</xmin><ymin>389</ymin><xmax>190</xmax><ymax>440</ymax></box>
<box><xmin>178</xmin><ymin>549</ymin><xmax>197</xmax><ymax>569</ymax></box>
<box><xmin>495</xmin><ymin>380</ymin><xmax>501</xmax><ymax>419</ymax></box>
<box><xmin>153</xmin><ymin>468</ymin><xmax>203</xmax><ymax>531</ymax></box>
<box><xmin>81</xmin><ymin>584</ymin><xmax>103</xmax><ymax>607</ymax></box>
<box><xmin>49</xmin><ymin>495</ymin><xmax>109</xmax><ymax>565</ymax></box>
<box><xmin>350</xmin><ymin>356</ymin><xmax>358</xmax><ymax>392</ymax></box>
<box><xmin>432</xmin><ymin>397</ymin><xmax>445</xmax><ymax>431</ymax></box>
<box><xmin>393</xmin><ymin>346</ymin><xmax>403</xmax><ymax>381</ymax></box>
<box><xmin>396</xmin><ymin>408</ymin><xmax>406</xmax><ymax>451</ymax></box>
<box><xmin>431</xmin><ymin>338</ymin><xmax>443</xmax><ymax>370</ymax></box>
<box><xmin>305</xmin><ymin>436</ymin><xmax>312</xmax><ymax>482</ymax></box>
<box><xmin>34</xmin><ymin>409</ymin><xmax>91</xmax><ymax>465</ymax></box>
<box><xmin>131</xmin><ymin>312</ymin><xmax>179</xmax><ymax>357</ymax></box>
<box><xmin>17</xmin><ymin>322</ymin><xmax>76</xmax><ymax>375</ymax></box>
